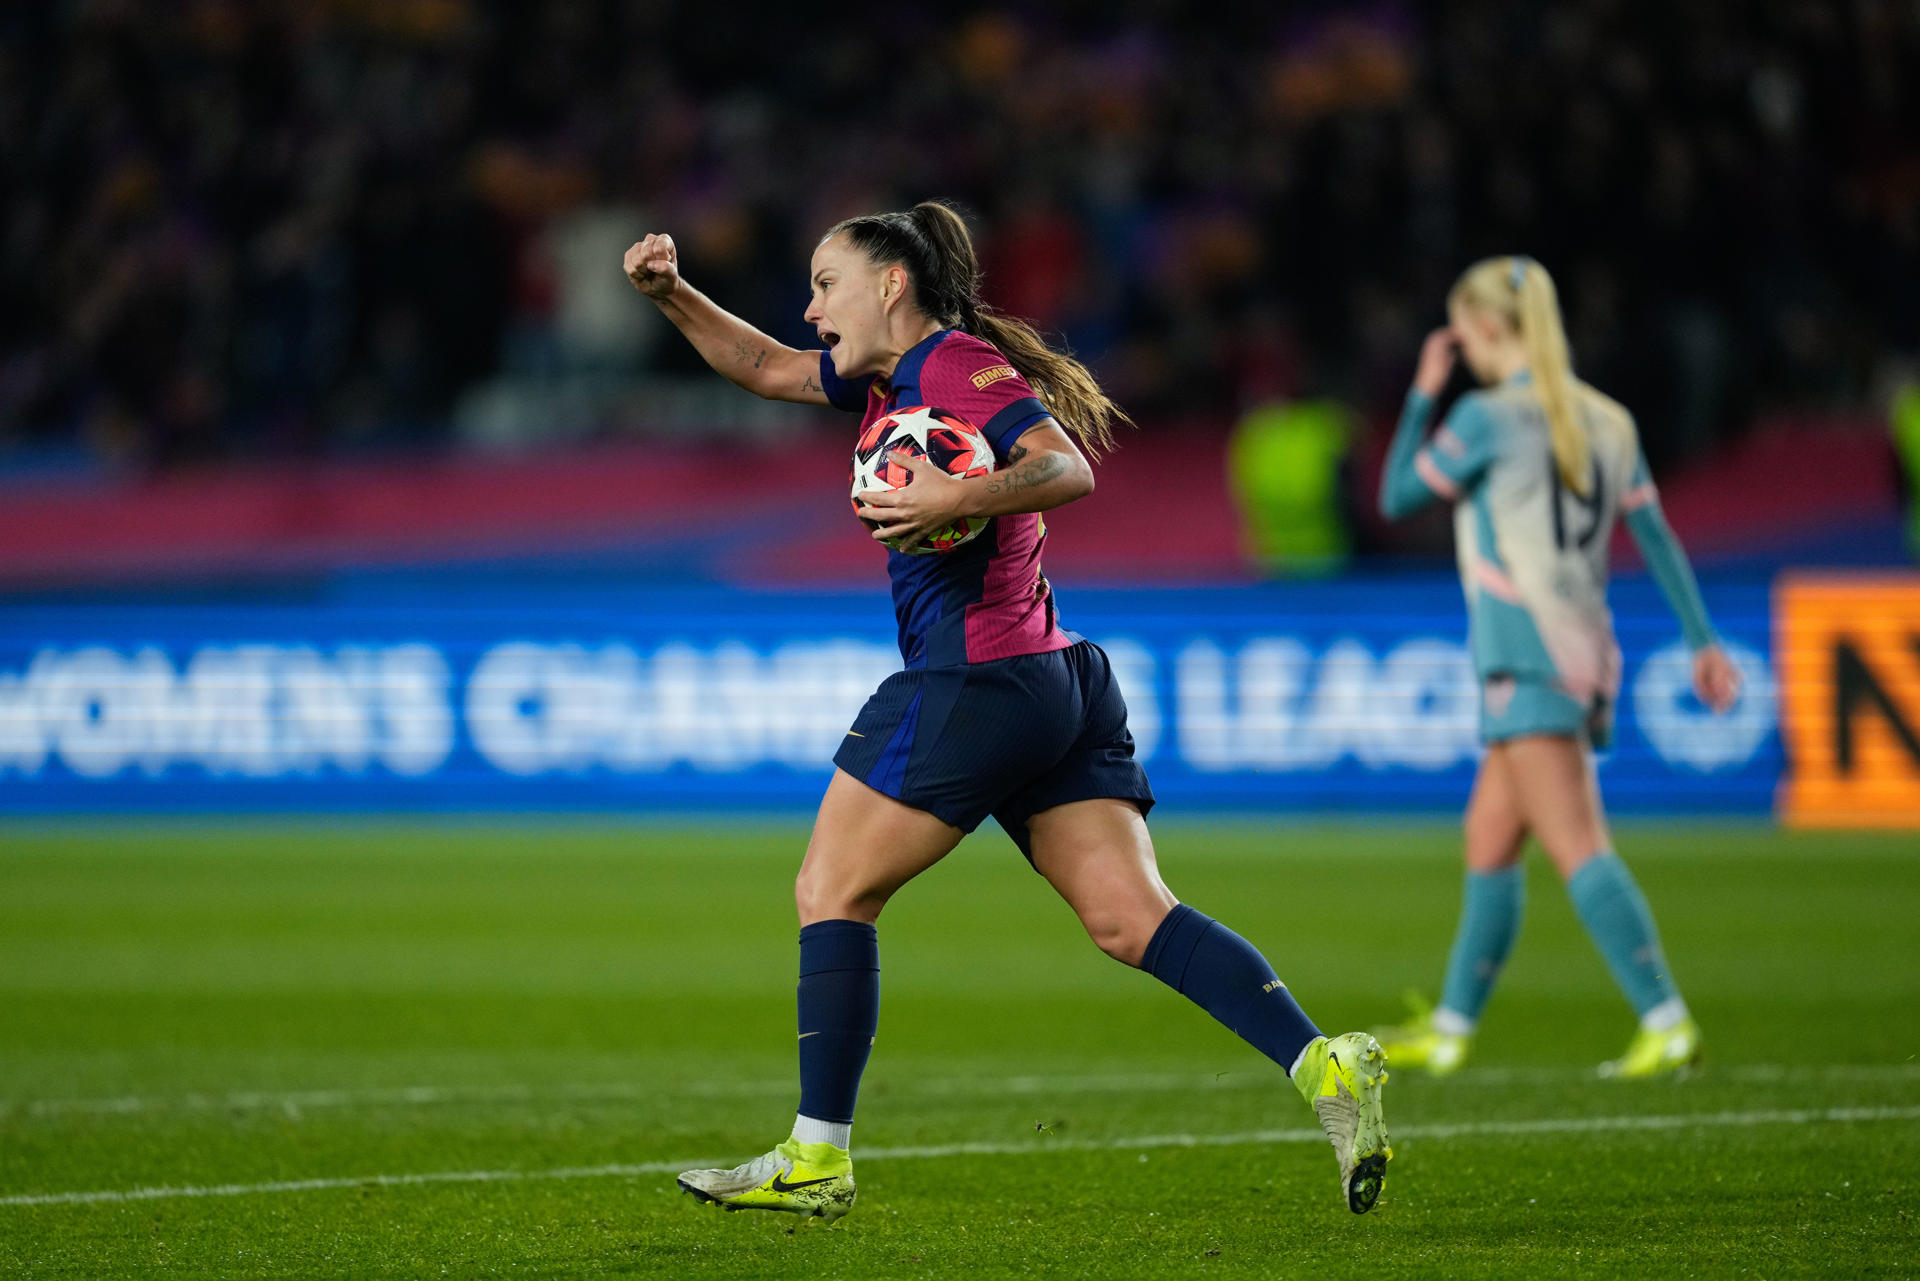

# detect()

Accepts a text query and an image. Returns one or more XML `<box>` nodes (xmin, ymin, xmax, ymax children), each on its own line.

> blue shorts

<box><xmin>833</xmin><ymin>640</ymin><xmax>1155</xmax><ymax>857</ymax></box>
<box><xmin>1480</xmin><ymin>673</ymin><xmax>1614</xmax><ymax>750</ymax></box>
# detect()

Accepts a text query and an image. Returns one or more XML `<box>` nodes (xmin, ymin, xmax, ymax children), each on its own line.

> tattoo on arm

<box><xmin>754</xmin><ymin>347</ymin><xmax>767</xmax><ymax>369</ymax></box>
<box><xmin>984</xmin><ymin>450</ymin><xmax>1066</xmax><ymax>498</ymax></box>
<box><xmin>802</xmin><ymin>373</ymin><xmax>821</xmax><ymax>394</ymax></box>
<box><xmin>731</xmin><ymin>338</ymin><xmax>754</xmax><ymax>366</ymax></box>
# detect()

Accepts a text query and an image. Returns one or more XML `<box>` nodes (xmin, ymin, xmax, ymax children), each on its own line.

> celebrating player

<box><xmin>1374</xmin><ymin>256</ymin><xmax>1740</xmax><ymax>1078</ymax></box>
<box><xmin>623</xmin><ymin>202</ymin><xmax>1390</xmax><ymax>1220</ymax></box>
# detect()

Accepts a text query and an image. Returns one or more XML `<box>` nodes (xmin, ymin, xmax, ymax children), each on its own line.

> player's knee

<box><xmin>793</xmin><ymin>864</ymin><xmax>884</xmax><ymax>925</ymax></box>
<box><xmin>1079</xmin><ymin>907</ymin><xmax>1155</xmax><ymax>967</ymax></box>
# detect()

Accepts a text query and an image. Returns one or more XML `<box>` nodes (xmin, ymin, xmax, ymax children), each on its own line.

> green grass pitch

<box><xmin>1</xmin><ymin>819</ymin><xmax>1915</xmax><ymax>1278</ymax></box>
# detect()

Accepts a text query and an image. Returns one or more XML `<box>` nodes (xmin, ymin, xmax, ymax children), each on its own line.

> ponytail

<box><xmin>1450</xmin><ymin>255</ymin><xmax>1595</xmax><ymax>495</ymax></box>
<box><xmin>825</xmin><ymin>200</ymin><xmax>1131</xmax><ymax>457</ymax></box>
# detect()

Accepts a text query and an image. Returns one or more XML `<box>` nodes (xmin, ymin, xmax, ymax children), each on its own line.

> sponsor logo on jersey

<box><xmin>970</xmin><ymin>364</ymin><xmax>1017</xmax><ymax>390</ymax></box>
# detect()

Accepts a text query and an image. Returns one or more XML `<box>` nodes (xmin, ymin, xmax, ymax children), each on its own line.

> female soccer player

<box><xmin>1374</xmin><ymin>256</ymin><xmax>1740</xmax><ymax>1079</ymax></box>
<box><xmin>623</xmin><ymin>202</ymin><xmax>1389</xmax><ymax>1220</ymax></box>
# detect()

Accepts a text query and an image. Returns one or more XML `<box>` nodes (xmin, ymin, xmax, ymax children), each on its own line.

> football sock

<box><xmin>1141</xmin><ymin>903</ymin><xmax>1322</xmax><ymax>1078</ymax></box>
<box><xmin>795</xmin><ymin>920</ymin><xmax>879</xmax><ymax>1131</ymax></box>
<box><xmin>790</xmin><ymin>1115</ymin><xmax>852</xmax><ymax>1150</ymax></box>
<box><xmin>1566</xmin><ymin>852</ymin><xmax>1681</xmax><ymax>1019</ymax></box>
<box><xmin>1436</xmin><ymin>865</ymin><xmax>1526</xmax><ymax>1029</ymax></box>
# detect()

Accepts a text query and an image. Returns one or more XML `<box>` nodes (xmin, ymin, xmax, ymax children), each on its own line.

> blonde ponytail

<box><xmin>1449</xmin><ymin>255</ymin><xmax>1590</xmax><ymax>494</ymax></box>
<box><xmin>1512</xmin><ymin>259</ymin><xmax>1587</xmax><ymax>494</ymax></box>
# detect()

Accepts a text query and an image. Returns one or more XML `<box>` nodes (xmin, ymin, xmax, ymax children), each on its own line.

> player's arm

<box><xmin>859</xmin><ymin>421</ymin><xmax>1094</xmax><ymax>546</ymax></box>
<box><xmin>1621</xmin><ymin>453</ymin><xmax>1741</xmax><ymax>712</ymax></box>
<box><xmin>1380</xmin><ymin>328</ymin><xmax>1490</xmax><ymax>519</ymax></box>
<box><xmin>623</xmin><ymin>234</ymin><xmax>828</xmax><ymax>405</ymax></box>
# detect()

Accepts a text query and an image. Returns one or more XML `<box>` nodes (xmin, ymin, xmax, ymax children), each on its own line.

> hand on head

<box><xmin>1413</xmin><ymin>326</ymin><xmax>1459</xmax><ymax>397</ymax></box>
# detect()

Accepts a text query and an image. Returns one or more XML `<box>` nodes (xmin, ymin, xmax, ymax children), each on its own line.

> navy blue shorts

<box><xmin>832</xmin><ymin>640</ymin><xmax>1155</xmax><ymax>857</ymax></box>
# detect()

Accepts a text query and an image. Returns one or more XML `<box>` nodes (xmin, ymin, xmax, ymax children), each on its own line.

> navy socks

<box><xmin>796</xmin><ymin>920</ymin><xmax>880</xmax><ymax>1127</ymax></box>
<box><xmin>1141</xmin><ymin>904</ymin><xmax>1322</xmax><ymax>1076</ymax></box>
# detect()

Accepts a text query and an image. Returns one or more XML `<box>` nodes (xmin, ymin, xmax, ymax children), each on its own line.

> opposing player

<box><xmin>1374</xmin><ymin>256</ymin><xmax>1739</xmax><ymax>1078</ymax></box>
<box><xmin>623</xmin><ymin>202</ymin><xmax>1389</xmax><ymax>1219</ymax></box>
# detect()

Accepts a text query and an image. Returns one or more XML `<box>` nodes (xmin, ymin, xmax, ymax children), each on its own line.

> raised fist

<box><xmin>624</xmin><ymin>233</ymin><xmax>680</xmax><ymax>300</ymax></box>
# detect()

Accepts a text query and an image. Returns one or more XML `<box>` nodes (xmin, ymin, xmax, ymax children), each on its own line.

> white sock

<box><xmin>791</xmin><ymin>1114</ymin><xmax>852</xmax><ymax>1150</ymax></box>
<box><xmin>1287</xmin><ymin>1039</ymin><xmax>1317</xmax><ymax>1079</ymax></box>
<box><xmin>1640</xmin><ymin>997</ymin><xmax>1690</xmax><ymax>1033</ymax></box>
<box><xmin>1432</xmin><ymin>1007</ymin><xmax>1475</xmax><ymax>1038</ymax></box>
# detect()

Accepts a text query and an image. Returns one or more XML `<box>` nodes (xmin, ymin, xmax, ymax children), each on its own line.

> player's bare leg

<box><xmin>1465</xmin><ymin>747</ymin><xmax>1531</xmax><ymax>875</ymax></box>
<box><xmin>1030</xmin><ymin>798</ymin><xmax>1390</xmax><ymax>1214</ymax></box>
<box><xmin>1500</xmin><ymin>736</ymin><xmax>1607</xmax><ymax>880</ymax></box>
<box><xmin>679</xmin><ymin>770</ymin><xmax>963</xmax><ymax>1221</ymax></box>
<box><xmin>793</xmin><ymin>768</ymin><xmax>965</xmax><ymax>926</ymax></box>
<box><xmin>1504</xmin><ymin>735</ymin><xmax>1699</xmax><ymax>1077</ymax></box>
<box><xmin>1027</xmin><ymin>797</ymin><xmax>1175</xmax><ymax>965</ymax></box>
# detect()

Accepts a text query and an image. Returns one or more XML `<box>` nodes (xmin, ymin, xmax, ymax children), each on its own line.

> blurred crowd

<box><xmin>2</xmin><ymin>0</ymin><xmax>1916</xmax><ymax>472</ymax></box>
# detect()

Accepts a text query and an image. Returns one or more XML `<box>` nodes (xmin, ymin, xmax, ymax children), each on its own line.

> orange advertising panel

<box><xmin>1778</xmin><ymin>574</ymin><xmax>1920</xmax><ymax>828</ymax></box>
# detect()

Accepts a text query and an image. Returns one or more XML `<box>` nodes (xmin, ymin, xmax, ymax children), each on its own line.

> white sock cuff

<box><xmin>1640</xmin><ymin>997</ymin><xmax>1689</xmax><ymax>1032</ymax></box>
<box><xmin>1432</xmin><ymin>1007</ymin><xmax>1475</xmax><ymax>1037</ymax></box>
<box><xmin>792</xmin><ymin>1114</ymin><xmax>852</xmax><ymax>1149</ymax></box>
<box><xmin>1287</xmin><ymin>1040</ymin><xmax>1315</xmax><ymax>1079</ymax></box>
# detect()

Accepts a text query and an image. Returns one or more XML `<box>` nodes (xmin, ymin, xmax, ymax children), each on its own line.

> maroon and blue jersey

<box><xmin>819</xmin><ymin>329</ymin><xmax>1077</xmax><ymax>668</ymax></box>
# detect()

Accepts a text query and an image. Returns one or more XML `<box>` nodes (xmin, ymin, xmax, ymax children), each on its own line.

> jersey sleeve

<box><xmin>1621</xmin><ymin>445</ymin><xmax>1717</xmax><ymax>650</ymax></box>
<box><xmin>1378</xmin><ymin>390</ymin><xmax>1498</xmax><ymax>519</ymax></box>
<box><xmin>1619</xmin><ymin>448</ymin><xmax>1660</xmax><ymax>514</ymax></box>
<box><xmin>818</xmin><ymin>351</ymin><xmax>873</xmax><ymax>413</ymax></box>
<box><xmin>917</xmin><ymin>341</ymin><xmax>1054</xmax><ymax>461</ymax></box>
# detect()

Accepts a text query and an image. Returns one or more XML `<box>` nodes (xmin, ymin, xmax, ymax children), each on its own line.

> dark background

<box><xmin>4</xmin><ymin>1</ymin><xmax>1914</xmax><ymax>477</ymax></box>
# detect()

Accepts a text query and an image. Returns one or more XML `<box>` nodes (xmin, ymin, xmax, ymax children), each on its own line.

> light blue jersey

<box><xmin>1381</xmin><ymin>372</ymin><xmax>1716</xmax><ymax>728</ymax></box>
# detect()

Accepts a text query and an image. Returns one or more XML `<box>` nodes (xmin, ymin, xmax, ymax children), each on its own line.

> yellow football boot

<box><xmin>1294</xmin><ymin>1032</ymin><xmax>1392</xmax><ymax>1213</ymax></box>
<box><xmin>1371</xmin><ymin>994</ymin><xmax>1470</xmax><ymax>1077</ymax></box>
<box><xmin>677</xmin><ymin>1138</ymin><xmax>855</xmax><ymax>1222</ymax></box>
<box><xmin>1598</xmin><ymin>1017</ymin><xmax>1703</xmax><ymax>1080</ymax></box>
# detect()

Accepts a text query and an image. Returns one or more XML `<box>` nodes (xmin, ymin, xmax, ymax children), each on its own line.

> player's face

<box><xmin>805</xmin><ymin>236</ymin><xmax>899</xmax><ymax>379</ymax></box>
<box><xmin>1448</xmin><ymin>300</ymin><xmax>1510</xmax><ymax>385</ymax></box>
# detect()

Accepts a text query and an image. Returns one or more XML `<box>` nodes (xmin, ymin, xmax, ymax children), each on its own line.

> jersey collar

<box><xmin>876</xmin><ymin>329</ymin><xmax>950</xmax><ymax>403</ymax></box>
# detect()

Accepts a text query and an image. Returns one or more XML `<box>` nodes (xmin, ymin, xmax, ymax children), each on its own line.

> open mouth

<box><xmin>820</xmin><ymin>330</ymin><xmax>841</xmax><ymax>351</ymax></box>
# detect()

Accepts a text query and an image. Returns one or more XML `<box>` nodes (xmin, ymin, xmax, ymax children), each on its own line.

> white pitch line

<box><xmin>4</xmin><ymin>1104</ymin><xmax>1917</xmax><ymax>1209</ymax></box>
<box><xmin>8</xmin><ymin>1061</ymin><xmax>1920</xmax><ymax>1119</ymax></box>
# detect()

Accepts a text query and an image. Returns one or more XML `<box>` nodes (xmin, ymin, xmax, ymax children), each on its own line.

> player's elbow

<box><xmin>1377</xmin><ymin>484</ymin><xmax>1408</xmax><ymax>522</ymax></box>
<box><xmin>1378</xmin><ymin>474</ymin><xmax>1425</xmax><ymax>522</ymax></box>
<box><xmin>1059</xmin><ymin>454</ymin><xmax>1096</xmax><ymax>503</ymax></box>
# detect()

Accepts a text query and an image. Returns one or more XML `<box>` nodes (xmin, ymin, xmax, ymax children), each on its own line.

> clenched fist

<box><xmin>624</xmin><ymin>233</ymin><xmax>680</xmax><ymax>300</ymax></box>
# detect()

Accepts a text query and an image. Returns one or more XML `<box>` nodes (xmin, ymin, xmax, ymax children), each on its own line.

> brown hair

<box><xmin>825</xmin><ymin>200</ymin><xmax>1130</xmax><ymax>456</ymax></box>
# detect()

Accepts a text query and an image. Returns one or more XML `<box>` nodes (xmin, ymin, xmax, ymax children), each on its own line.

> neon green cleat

<box><xmin>1598</xmin><ymin>1017</ymin><xmax>1703</xmax><ymax>1079</ymax></box>
<box><xmin>1371</xmin><ymin>994</ymin><xmax>1470</xmax><ymax>1077</ymax></box>
<box><xmin>1294</xmin><ymin>1032</ymin><xmax>1392</xmax><ymax>1214</ymax></box>
<box><xmin>677</xmin><ymin>1138</ymin><xmax>856</xmax><ymax>1222</ymax></box>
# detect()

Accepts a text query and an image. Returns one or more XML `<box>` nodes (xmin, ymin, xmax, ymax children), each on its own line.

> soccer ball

<box><xmin>850</xmin><ymin>405</ymin><xmax>997</xmax><ymax>554</ymax></box>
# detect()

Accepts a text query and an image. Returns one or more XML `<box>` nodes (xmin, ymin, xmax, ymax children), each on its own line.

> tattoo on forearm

<box><xmin>754</xmin><ymin>347</ymin><xmax>767</xmax><ymax>369</ymax></box>
<box><xmin>985</xmin><ymin>451</ymin><xmax>1066</xmax><ymax>497</ymax></box>
<box><xmin>731</xmin><ymin>339</ymin><xmax>768</xmax><ymax>369</ymax></box>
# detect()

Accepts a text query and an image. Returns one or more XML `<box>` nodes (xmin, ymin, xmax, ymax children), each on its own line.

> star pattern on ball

<box><xmin>850</xmin><ymin>407</ymin><xmax>992</xmax><ymax>497</ymax></box>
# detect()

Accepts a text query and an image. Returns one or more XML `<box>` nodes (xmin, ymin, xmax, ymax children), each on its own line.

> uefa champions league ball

<box><xmin>849</xmin><ymin>406</ymin><xmax>997</xmax><ymax>554</ymax></box>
